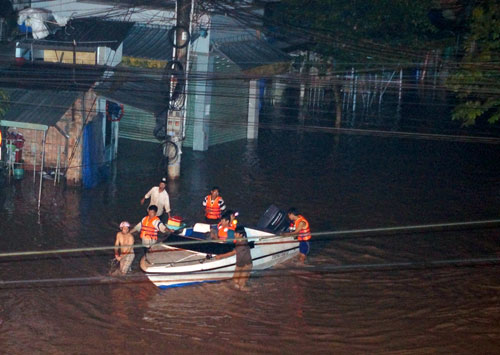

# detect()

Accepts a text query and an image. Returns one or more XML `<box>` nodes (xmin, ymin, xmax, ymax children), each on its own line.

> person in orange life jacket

<box><xmin>141</xmin><ymin>177</ymin><xmax>171</xmax><ymax>223</ymax></box>
<box><xmin>210</xmin><ymin>212</ymin><xmax>235</xmax><ymax>241</ymax></box>
<box><xmin>203</xmin><ymin>186</ymin><xmax>226</xmax><ymax>224</ymax></box>
<box><xmin>280</xmin><ymin>208</ymin><xmax>311</xmax><ymax>263</ymax></box>
<box><xmin>225</xmin><ymin>209</ymin><xmax>239</xmax><ymax>229</ymax></box>
<box><xmin>215</xmin><ymin>225</ymin><xmax>252</xmax><ymax>291</ymax></box>
<box><xmin>131</xmin><ymin>205</ymin><xmax>171</xmax><ymax>253</ymax></box>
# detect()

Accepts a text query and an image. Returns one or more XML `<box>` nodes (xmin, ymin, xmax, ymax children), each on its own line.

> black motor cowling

<box><xmin>256</xmin><ymin>205</ymin><xmax>290</xmax><ymax>233</ymax></box>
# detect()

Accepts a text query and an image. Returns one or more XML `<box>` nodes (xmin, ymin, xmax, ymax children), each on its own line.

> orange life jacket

<box><xmin>295</xmin><ymin>216</ymin><xmax>311</xmax><ymax>241</ymax></box>
<box><xmin>205</xmin><ymin>195</ymin><xmax>223</xmax><ymax>219</ymax></box>
<box><xmin>217</xmin><ymin>222</ymin><xmax>235</xmax><ymax>241</ymax></box>
<box><xmin>140</xmin><ymin>215</ymin><xmax>160</xmax><ymax>240</ymax></box>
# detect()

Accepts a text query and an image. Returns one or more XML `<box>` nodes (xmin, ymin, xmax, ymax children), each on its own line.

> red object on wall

<box><xmin>15</xmin><ymin>150</ymin><xmax>22</xmax><ymax>162</ymax></box>
<box><xmin>106</xmin><ymin>101</ymin><xmax>124</xmax><ymax>122</ymax></box>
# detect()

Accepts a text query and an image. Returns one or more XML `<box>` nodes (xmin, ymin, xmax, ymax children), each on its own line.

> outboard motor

<box><xmin>257</xmin><ymin>204</ymin><xmax>290</xmax><ymax>233</ymax></box>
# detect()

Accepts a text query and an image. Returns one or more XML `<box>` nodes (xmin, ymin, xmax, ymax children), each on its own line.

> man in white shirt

<box><xmin>141</xmin><ymin>177</ymin><xmax>171</xmax><ymax>221</ymax></box>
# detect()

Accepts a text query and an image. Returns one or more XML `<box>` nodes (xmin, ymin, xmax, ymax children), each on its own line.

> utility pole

<box><xmin>167</xmin><ymin>0</ymin><xmax>192</xmax><ymax>179</ymax></box>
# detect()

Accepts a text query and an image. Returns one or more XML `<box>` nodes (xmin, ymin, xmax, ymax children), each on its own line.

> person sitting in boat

<box><xmin>114</xmin><ymin>221</ymin><xmax>135</xmax><ymax>275</ymax></box>
<box><xmin>203</xmin><ymin>186</ymin><xmax>226</xmax><ymax>224</ymax></box>
<box><xmin>132</xmin><ymin>205</ymin><xmax>171</xmax><ymax>252</ymax></box>
<box><xmin>210</xmin><ymin>212</ymin><xmax>235</xmax><ymax>241</ymax></box>
<box><xmin>226</xmin><ymin>210</ymin><xmax>239</xmax><ymax>229</ymax></box>
<box><xmin>215</xmin><ymin>225</ymin><xmax>253</xmax><ymax>290</ymax></box>
<box><xmin>280</xmin><ymin>208</ymin><xmax>311</xmax><ymax>263</ymax></box>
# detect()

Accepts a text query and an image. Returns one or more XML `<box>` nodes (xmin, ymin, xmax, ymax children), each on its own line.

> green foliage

<box><xmin>448</xmin><ymin>0</ymin><xmax>500</xmax><ymax>126</ymax></box>
<box><xmin>0</xmin><ymin>90</ymin><xmax>8</xmax><ymax>119</ymax></box>
<box><xmin>273</xmin><ymin>0</ymin><xmax>440</xmax><ymax>69</ymax></box>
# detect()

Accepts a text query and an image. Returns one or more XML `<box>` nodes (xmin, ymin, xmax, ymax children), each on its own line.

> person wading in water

<box><xmin>280</xmin><ymin>208</ymin><xmax>311</xmax><ymax>263</ymax></box>
<box><xmin>113</xmin><ymin>221</ymin><xmax>135</xmax><ymax>275</ymax></box>
<box><xmin>216</xmin><ymin>225</ymin><xmax>253</xmax><ymax>290</ymax></box>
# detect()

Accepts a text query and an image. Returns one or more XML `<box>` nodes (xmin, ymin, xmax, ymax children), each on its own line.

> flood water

<box><xmin>1</xmin><ymin>108</ymin><xmax>500</xmax><ymax>352</ymax></box>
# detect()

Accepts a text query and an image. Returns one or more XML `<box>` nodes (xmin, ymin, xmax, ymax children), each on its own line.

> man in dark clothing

<box><xmin>216</xmin><ymin>225</ymin><xmax>252</xmax><ymax>290</ymax></box>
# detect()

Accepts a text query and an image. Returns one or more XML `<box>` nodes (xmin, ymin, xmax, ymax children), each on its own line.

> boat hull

<box><xmin>142</xmin><ymin>227</ymin><xmax>299</xmax><ymax>289</ymax></box>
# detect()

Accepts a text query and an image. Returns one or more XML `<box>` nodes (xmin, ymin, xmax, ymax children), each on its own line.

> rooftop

<box><xmin>95</xmin><ymin>68</ymin><xmax>168</xmax><ymax>115</ymax></box>
<box><xmin>0</xmin><ymin>62</ymin><xmax>106</xmax><ymax>91</ymax></box>
<box><xmin>0</xmin><ymin>63</ymin><xmax>105</xmax><ymax>127</ymax></box>
<box><xmin>212</xmin><ymin>37</ymin><xmax>290</xmax><ymax>75</ymax></box>
<box><xmin>18</xmin><ymin>18</ymin><xmax>134</xmax><ymax>51</ymax></box>
<box><xmin>1</xmin><ymin>88</ymin><xmax>84</xmax><ymax>127</ymax></box>
<box><xmin>123</xmin><ymin>24</ymin><xmax>173</xmax><ymax>61</ymax></box>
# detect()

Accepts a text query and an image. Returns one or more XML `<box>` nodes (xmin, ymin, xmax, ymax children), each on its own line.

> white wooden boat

<box><xmin>140</xmin><ymin>223</ymin><xmax>299</xmax><ymax>289</ymax></box>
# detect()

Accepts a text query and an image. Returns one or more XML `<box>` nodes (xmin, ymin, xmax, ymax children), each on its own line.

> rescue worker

<box><xmin>113</xmin><ymin>221</ymin><xmax>135</xmax><ymax>275</ymax></box>
<box><xmin>226</xmin><ymin>209</ymin><xmax>239</xmax><ymax>229</ymax></box>
<box><xmin>210</xmin><ymin>212</ymin><xmax>235</xmax><ymax>241</ymax></box>
<box><xmin>203</xmin><ymin>186</ymin><xmax>226</xmax><ymax>224</ymax></box>
<box><xmin>132</xmin><ymin>205</ymin><xmax>170</xmax><ymax>253</ymax></box>
<box><xmin>141</xmin><ymin>177</ymin><xmax>171</xmax><ymax>223</ymax></box>
<box><xmin>281</xmin><ymin>208</ymin><xmax>311</xmax><ymax>263</ymax></box>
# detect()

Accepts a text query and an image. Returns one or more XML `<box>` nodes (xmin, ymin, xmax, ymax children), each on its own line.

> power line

<box><xmin>1</xmin><ymin>255</ymin><xmax>499</xmax><ymax>289</ymax></box>
<box><xmin>1</xmin><ymin>218</ymin><xmax>499</xmax><ymax>259</ymax></box>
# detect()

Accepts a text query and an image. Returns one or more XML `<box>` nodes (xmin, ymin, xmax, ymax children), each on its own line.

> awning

<box><xmin>95</xmin><ymin>69</ymin><xmax>168</xmax><ymax>116</ymax></box>
<box><xmin>0</xmin><ymin>87</ymin><xmax>84</xmax><ymax>128</ymax></box>
<box><xmin>0</xmin><ymin>119</ymin><xmax>47</xmax><ymax>131</ymax></box>
<box><xmin>212</xmin><ymin>38</ymin><xmax>291</xmax><ymax>76</ymax></box>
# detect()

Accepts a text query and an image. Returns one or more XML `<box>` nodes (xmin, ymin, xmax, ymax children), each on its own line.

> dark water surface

<box><xmin>1</xmin><ymin>130</ymin><xmax>499</xmax><ymax>354</ymax></box>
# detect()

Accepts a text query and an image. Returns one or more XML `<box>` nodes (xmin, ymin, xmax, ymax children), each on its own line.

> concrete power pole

<box><xmin>167</xmin><ymin>0</ymin><xmax>193</xmax><ymax>179</ymax></box>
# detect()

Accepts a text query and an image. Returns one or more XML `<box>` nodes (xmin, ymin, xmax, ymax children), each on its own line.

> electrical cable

<box><xmin>1</xmin><ymin>218</ymin><xmax>499</xmax><ymax>258</ymax></box>
<box><xmin>0</xmin><ymin>256</ymin><xmax>499</xmax><ymax>288</ymax></box>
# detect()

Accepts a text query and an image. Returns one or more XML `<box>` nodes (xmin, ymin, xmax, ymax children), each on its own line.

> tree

<box><xmin>270</xmin><ymin>0</ymin><xmax>442</xmax><ymax>127</ymax></box>
<box><xmin>0</xmin><ymin>90</ymin><xmax>8</xmax><ymax>118</ymax></box>
<box><xmin>272</xmin><ymin>0</ymin><xmax>440</xmax><ymax>65</ymax></box>
<box><xmin>447</xmin><ymin>1</ymin><xmax>500</xmax><ymax>126</ymax></box>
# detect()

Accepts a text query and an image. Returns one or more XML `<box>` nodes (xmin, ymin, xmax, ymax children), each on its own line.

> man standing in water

<box><xmin>203</xmin><ymin>186</ymin><xmax>226</xmax><ymax>224</ymax></box>
<box><xmin>141</xmin><ymin>177</ymin><xmax>171</xmax><ymax>222</ymax></box>
<box><xmin>216</xmin><ymin>226</ymin><xmax>253</xmax><ymax>290</ymax></box>
<box><xmin>281</xmin><ymin>208</ymin><xmax>311</xmax><ymax>263</ymax></box>
<box><xmin>114</xmin><ymin>221</ymin><xmax>135</xmax><ymax>275</ymax></box>
<box><xmin>132</xmin><ymin>205</ymin><xmax>170</xmax><ymax>253</ymax></box>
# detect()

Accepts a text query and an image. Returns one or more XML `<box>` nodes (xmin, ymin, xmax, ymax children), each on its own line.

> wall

<box><xmin>97</xmin><ymin>44</ymin><xmax>122</xmax><ymax>67</ymax></box>
<box><xmin>13</xmin><ymin>89</ymin><xmax>99</xmax><ymax>185</ymax></box>
<box><xmin>44</xmin><ymin>49</ymin><xmax>96</xmax><ymax>64</ymax></box>
<box><xmin>118</xmin><ymin>104</ymin><xmax>156</xmax><ymax>143</ymax></box>
<box><xmin>207</xmin><ymin>54</ymin><xmax>248</xmax><ymax>147</ymax></box>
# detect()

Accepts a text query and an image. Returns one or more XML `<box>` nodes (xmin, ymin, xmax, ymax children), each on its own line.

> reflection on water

<box><xmin>1</xmin><ymin>127</ymin><xmax>500</xmax><ymax>353</ymax></box>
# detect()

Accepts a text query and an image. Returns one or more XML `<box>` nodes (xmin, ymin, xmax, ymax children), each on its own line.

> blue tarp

<box><xmin>18</xmin><ymin>23</ymin><xmax>32</xmax><ymax>33</ymax></box>
<box><xmin>82</xmin><ymin>118</ymin><xmax>107</xmax><ymax>189</ymax></box>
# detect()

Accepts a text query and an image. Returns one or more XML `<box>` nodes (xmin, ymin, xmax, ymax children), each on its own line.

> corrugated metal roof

<box><xmin>123</xmin><ymin>24</ymin><xmax>173</xmax><ymax>60</ymax></box>
<box><xmin>212</xmin><ymin>38</ymin><xmax>290</xmax><ymax>72</ymax></box>
<box><xmin>0</xmin><ymin>63</ymin><xmax>105</xmax><ymax>127</ymax></box>
<box><xmin>78</xmin><ymin>0</ymin><xmax>176</xmax><ymax>9</ymax></box>
<box><xmin>19</xmin><ymin>18</ymin><xmax>134</xmax><ymax>51</ymax></box>
<box><xmin>0</xmin><ymin>63</ymin><xmax>105</xmax><ymax>91</ymax></box>
<box><xmin>96</xmin><ymin>70</ymin><xmax>168</xmax><ymax>115</ymax></box>
<box><xmin>2</xmin><ymin>88</ymin><xmax>82</xmax><ymax>127</ymax></box>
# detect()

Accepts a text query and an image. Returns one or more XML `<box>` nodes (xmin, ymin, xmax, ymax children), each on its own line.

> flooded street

<box><xmin>1</xmin><ymin>125</ymin><xmax>499</xmax><ymax>353</ymax></box>
<box><xmin>1</xmin><ymin>0</ymin><xmax>499</xmax><ymax>352</ymax></box>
